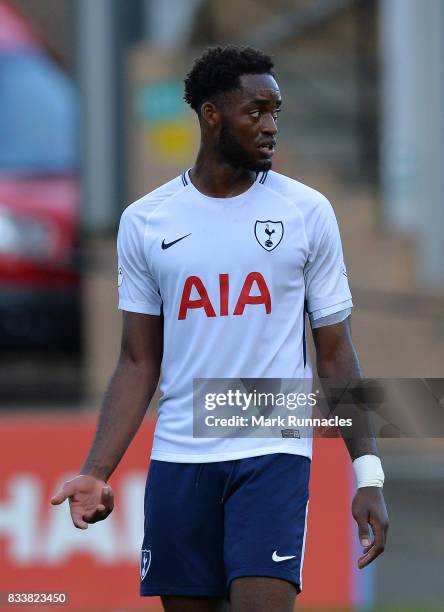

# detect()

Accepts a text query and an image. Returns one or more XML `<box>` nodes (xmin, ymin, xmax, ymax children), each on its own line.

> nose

<box><xmin>261</xmin><ymin>113</ymin><xmax>278</xmax><ymax>135</ymax></box>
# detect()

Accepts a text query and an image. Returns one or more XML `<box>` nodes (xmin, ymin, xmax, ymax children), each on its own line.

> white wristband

<box><xmin>353</xmin><ymin>455</ymin><xmax>385</xmax><ymax>488</ymax></box>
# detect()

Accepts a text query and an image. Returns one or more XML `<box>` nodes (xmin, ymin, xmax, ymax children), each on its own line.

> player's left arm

<box><xmin>312</xmin><ymin>317</ymin><xmax>389</xmax><ymax>569</ymax></box>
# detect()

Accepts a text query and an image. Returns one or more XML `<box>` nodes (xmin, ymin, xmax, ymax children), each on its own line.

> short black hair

<box><xmin>184</xmin><ymin>45</ymin><xmax>274</xmax><ymax>113</ymax></box>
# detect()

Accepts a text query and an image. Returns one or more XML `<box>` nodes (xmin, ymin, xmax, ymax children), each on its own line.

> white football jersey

<box><xmin>117</xmin><ymin>170</ymin><xmax>353</xmax><ymax>462</ymax></box>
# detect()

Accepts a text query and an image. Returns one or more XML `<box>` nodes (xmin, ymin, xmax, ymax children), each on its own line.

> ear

<box><xmin>200</xmin><ymin>102</ymin><xmax>220</xmax><ymax>128</ymax></box>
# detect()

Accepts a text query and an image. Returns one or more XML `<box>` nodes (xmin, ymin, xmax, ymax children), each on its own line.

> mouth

<box><xmin>258</xmin><ymin>142</ymin><xmax>276</xmax><ymax>158</ymax></box>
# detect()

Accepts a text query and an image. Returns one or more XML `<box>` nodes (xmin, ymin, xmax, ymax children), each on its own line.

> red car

<box><xmin>0</xmin><ymin>2</ymin><xmax>81</xmax><ymax>355</ymax></box>
<box><xmin>0</xmin><ymin>176</ymin><xmax>80</xmax><ymax>353</ymax></box>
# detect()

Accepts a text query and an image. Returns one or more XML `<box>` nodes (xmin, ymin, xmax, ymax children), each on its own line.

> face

<box><xmin>216</xmin><ymin>73</ymin><xmax>281</xmax><ymax>172</ymax></box>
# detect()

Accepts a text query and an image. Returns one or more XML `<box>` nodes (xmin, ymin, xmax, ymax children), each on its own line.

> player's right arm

<box><xmin>50</xmin><ymin>310</ymin><xmax>163</xmax><ymax>528</ymax></box>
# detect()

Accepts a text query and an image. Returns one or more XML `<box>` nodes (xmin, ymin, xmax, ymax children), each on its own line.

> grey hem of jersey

<box><xmin>310</xmin><ymin>307</ymin><xmax>351</xmax><ymax>329</ymax></box>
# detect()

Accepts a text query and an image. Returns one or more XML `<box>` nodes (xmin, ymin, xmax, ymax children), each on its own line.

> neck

<box><xmin>190</xmin><ymin>144</ymin><xmax>256</xmax><ymax>198</ymax></box>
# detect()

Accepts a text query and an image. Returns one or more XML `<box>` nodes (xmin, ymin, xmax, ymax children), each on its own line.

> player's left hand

<box><xmin>351</xmin><ymin>487</ymin><xmax>389</xmax><ymax>569</ymax></box>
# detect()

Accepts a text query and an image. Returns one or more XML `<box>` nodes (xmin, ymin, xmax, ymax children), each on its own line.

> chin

<box><xmin>258</xmin><ymin>159</ymin><xmax>273</xmax><ymax>171</ymax></box>
<box><xmin>243</xmin><ymin>158</ymin><xmax>273</xmax><ymax>173</ymax></box>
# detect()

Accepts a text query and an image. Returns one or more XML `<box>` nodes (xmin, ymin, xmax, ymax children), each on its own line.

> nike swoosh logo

<box><xmin>161</xmin><ymin>233</ymin><xmax>192</xmax><ymax>250</ymax></box>
<box><xmin>272</xmin><ymin>551</ymin><xmax>296</xmax><ymax>562</ymax></box>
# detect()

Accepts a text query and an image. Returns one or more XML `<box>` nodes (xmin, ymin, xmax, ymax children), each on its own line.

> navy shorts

<box><xmin>140</xmin><ymin>453</ymin><xmax>310</xmax><ymax>598</ymax></box>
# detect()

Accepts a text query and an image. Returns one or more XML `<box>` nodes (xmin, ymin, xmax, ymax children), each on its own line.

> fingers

<box><xmin>353</xmin><ymin>511</ymin><xmax>378</xmax><ymax>569</ymax></box>
<box><xmin>82</xmin><ymin>485</ymin><xmax>114</xmax><ymax>524</ymax></box>
<box><xmin>51</xmin><ymin>479</ymin><xmax>114</xmax><ymax>529</ymax></box>
<box><xmin>50</xmin><ymin>481</ymin><xmax>75</xmax><ymax>505</ymax></box>
<box><xmin>101</xmin><ymin>485</ymin><xmax>114</xmax><ymax>511</ymax></box>
<box><xmin>358</xmin><ymin>543</ymin><xmax>380</xmax><ymax>569</ymax></box>
<box><xmin>50</xmin><ymin>480</ymin><xmax>88</xmax><ymax>528</ymax></box>
<box><xmin>358</xmin><ymin>523</ymin><xmax>371</xmax><ymax>548</ymax></box>
<box><xmin>72</xmin><ymin>514</ymin><xmax>89</xmax><ymax>530</ymax></box>
<box><xmin>358</xmin><ymin>517</ymin><xmax>388</xmax><ymax>569</ymax></box>
<box><xmin>352</xmin><ymin>487</ymin><xmax>389</xmax><ymax>569</ymax></box>
<box><xmin>352</xmin><ymin>509</ymin><xmax>371</xmax><ymax>548</ymax></box>
<box><xmin>82</xmin><ymin>504</ymin><xmax>108</xmax><ymax>524</ymax></box>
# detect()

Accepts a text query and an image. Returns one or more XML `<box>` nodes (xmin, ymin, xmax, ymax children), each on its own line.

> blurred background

<box><xmin>0</xmin><ymin>0</ymin><xmax>443</xmax><ymax>610</ymax></box>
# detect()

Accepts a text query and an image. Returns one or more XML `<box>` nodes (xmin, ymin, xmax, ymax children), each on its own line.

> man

<box><xmin>51</xmin><ymin>46</ymin><xmax>388</xmax><ymax>612</ymax></box>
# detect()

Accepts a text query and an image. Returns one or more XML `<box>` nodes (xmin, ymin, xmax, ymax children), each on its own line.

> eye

<box><xmin>249</xmin><ymin>108</ymin><xmax>282</xmax><ymax>120</ymax></box>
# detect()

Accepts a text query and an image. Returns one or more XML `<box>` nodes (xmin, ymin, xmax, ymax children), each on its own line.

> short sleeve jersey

<box><xmin>117</xmin><ymin>170</ymin><xmax>353</xmax><ymax>462</ymax></box>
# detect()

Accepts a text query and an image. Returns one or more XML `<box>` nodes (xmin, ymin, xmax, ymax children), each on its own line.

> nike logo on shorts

<box><xmin>161</xmin><ymin>233</ymin><xmax>192</xmax><ymax>250</ymax></box>
<box><xmin>272</xmin><ymin>550</ymin><xmax>296</xmax><ymax>562</ymax></box>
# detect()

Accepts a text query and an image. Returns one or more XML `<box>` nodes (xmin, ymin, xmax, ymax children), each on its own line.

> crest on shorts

<box><xmin>255</xmin><ymin>220</ymin><xmax>284</xmax><ymax>252</ymax></box>
<box><xmin>140</xmin><ymin>549</ymin><xmax>151</xmax><ymax>581</ymax></box>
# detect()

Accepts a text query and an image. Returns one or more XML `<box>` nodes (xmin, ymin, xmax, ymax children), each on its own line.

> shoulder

<box><xmin>263</xmin><ymin>170</ymin><xmax>332</xmax><ymax>214</ymax></box>
<box><xmin>120</xmin><ymin>175</ymin><xmax>186</xmax><ymax>226</ymax></box>
<box><xmin>263</xmin><ymin>170</ymin><xmax>339</xmax><ymax>237</ymax></box>
<box><xmin>265</xmin><ymin>170</ymin><xmax>330</xmax><ymax>208</ymax></box>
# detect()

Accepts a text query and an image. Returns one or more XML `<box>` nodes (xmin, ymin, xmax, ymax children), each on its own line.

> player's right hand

<box><xmin>50</xmin><ymin>475</ymin><xmax>114</xmax><ymax>529</ymax></box>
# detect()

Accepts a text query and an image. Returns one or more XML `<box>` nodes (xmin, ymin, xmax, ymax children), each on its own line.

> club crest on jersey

<box><xmin>140</xmin><ymin>549</ymin><xmax>151</xmax><ymax>581</ymax></box>
<box><xmin>255</xmin><ymin>220</ymin><xmax>284</xmax><ymax>251</ymax></box>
